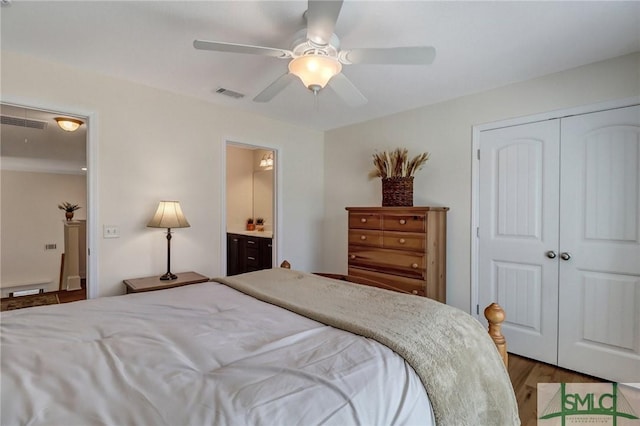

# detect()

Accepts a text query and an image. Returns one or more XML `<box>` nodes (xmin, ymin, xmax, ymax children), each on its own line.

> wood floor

<box><xmin>56</xmin><ymin>287</ymin><xmax>86</xmax><ymax>303</ymax></box>
<box><xmin>507</xmin><ymin>353</ymin><xmax>604</xmax><ymax>426</ymax></box>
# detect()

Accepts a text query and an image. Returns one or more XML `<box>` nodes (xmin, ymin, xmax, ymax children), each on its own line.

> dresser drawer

<box><xmin>348</xmin><ymin>229</ymin><xmax>383</xmax><ymax>247</ymax></box>
<box><xmin>348</xmin><ymin>213</ymin><xmax>383</xmax><ymax>230</ymax></box>
<box><xmin>382</xmin><ymin>214</ymin><xmax>425</xmax><ymax>232</ymax></box>
<box><xmin>382</xmin><ymin>231</ymin><xmax>425</xmax><ymax>251</ymax></box>
<box><xmin>348</xmin><ymin>267</ymin><xmax>426</xmax><ymax>297</ymax></box>
<box><xmin>348</xmin><ymin>247</ymin><xmax>425</xmax><ymax>280</ymax></box>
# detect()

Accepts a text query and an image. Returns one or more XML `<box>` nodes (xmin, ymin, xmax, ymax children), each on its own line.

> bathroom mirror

<box><xmin>252</xmin><ymin>169</ymin><xmax>273</xmax><ymax>229</ymax></box>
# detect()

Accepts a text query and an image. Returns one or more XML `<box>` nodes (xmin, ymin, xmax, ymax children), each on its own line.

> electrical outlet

<box><xmin>103</xmin><ymin>225</ymin><xmax>119</xmax><ymax>238</ymax></box>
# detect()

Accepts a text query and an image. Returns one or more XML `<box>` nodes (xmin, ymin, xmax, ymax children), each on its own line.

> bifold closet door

<box><xmin>557</xmin><ymin>105</ymin><xmax>640</xmax><ymax>382</ymax></box>
<box><xmin>478</xmin><ymin>119</ymin><xmax>561</xmax><ymax>365</ymax></box>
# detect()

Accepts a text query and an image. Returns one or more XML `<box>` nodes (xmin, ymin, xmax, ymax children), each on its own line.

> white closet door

<box><xmin>478</xmin><ymin>120</ymin><xmax>560</xmax><ymax>364</ymax></box>
<box><xmin>558</xmin><ymin>105</ymin><xmax>640</xmax><ymax>382</ymax></box>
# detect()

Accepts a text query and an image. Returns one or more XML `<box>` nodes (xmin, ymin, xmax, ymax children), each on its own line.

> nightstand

<box><xmin>123</xmin><ymin>272</ymin><xmax>209</xmax><ymax>294</ymax></box>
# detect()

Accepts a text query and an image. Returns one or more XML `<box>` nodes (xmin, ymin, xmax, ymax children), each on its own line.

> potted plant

<box><xmin>58</xmin><ymin>202</ymin><xmax>81</xmax><ymax>221</ymax></box>
<box><xmin>246</xmin><ymin>218</ymin><xmax>255</xmax><ymax>231</ymax></box>
<box><xmin>255</xmin><ymin>218</ymin><xmax>265</xmax><ymax>232</ymax></box>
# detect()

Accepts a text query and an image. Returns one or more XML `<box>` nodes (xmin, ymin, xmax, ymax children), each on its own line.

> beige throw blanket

<box><xmin>214</xmin><ymin>268</ymin><xmax>520</xmax><ymax>426</ymax></box>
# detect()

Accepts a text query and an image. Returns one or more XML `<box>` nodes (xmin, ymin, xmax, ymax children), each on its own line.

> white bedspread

<box><xmin>1</xmin><ymin>282</ymin><xmax>434</xmax><ymax>426</ymax></box>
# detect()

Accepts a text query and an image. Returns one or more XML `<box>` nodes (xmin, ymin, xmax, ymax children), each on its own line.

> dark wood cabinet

<box><xmin>227</xmin><ymin>233</ymin><xmax>273</xmax><ymax>276</ymax></box>
<box><xmin>227</xmin><ymin>234</ymin><xmax>242</xmax><ymax>276</ymax></box>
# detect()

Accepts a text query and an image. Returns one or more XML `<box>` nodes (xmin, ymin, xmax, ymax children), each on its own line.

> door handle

<box><xmin>546</xmin><ymin>251</ymin><xmax>557</xmax><ymax>259</ymax></box>
<box><xmin>560</xmin><ymin>252</ymin><xmax>571</xmax><ymax>261</ymax></box>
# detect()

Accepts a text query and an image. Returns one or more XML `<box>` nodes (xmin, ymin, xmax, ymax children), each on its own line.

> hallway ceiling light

<box><xmin>55</xmin><ymin>117</ymin><xmax>83</xmax><ymax>132</ymax></box>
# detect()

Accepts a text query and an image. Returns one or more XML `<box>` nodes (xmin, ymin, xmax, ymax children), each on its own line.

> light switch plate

<box><xmin>103</xmin><ymin>225</ymin><xmax>119</xmax><ymax>238</ymax></box>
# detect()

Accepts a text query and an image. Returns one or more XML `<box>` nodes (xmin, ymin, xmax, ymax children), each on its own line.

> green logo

<box><xmin>539</xmin><ymin>383</ymin><xmax>639</xmax><ymax>425</ymax></box>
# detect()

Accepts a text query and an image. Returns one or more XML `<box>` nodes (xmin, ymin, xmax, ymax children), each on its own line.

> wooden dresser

<box><xmin>345</xmin><ymin>206</ymin><xmax>448</xmax><ymax>302</ymax></box>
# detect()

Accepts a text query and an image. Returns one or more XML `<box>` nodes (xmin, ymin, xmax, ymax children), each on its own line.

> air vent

<box><xmin>215</xmin><ymin>87</ymin><xmax>245</xmax><ymax>99</ymax></box>
<box><xmin>1</xmin><ymin>115</ymin><xmax>48</xmax><ymax>130</ymax></box>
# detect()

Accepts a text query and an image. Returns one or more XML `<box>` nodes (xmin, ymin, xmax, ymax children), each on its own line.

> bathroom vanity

<box><xmin>227</xmin><ymin>232</ymin><xmax>273</xmax><ymax>276</ymax></box>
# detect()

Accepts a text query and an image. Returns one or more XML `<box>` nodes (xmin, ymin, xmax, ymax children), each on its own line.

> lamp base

<box><xmin>159</xmin><ymin>272</ymin><xmax>178</xmax><ymax>281</ymax></box>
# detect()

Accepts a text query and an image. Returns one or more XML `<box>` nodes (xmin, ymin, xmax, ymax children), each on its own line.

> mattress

<box><xmin>1</xmin><ymin>281</ymin><xmax>434</xmax><ymax>425</ymax></box>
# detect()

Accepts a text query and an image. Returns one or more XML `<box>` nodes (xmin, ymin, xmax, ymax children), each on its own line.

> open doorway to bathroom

<box><xmin>225</xmin><ymin>142</ymin><xmax>276</xmax><ymax>276</ymax></box>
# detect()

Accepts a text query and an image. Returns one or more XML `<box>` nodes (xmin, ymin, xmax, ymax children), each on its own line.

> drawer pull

<box><xmin>349</xmin><ymin>255</ymin><xmax>356</xmax><ymax>260</ymax></box>
<box><xmin>247</xmin><ymin>256</ymin><xmax>256</xmax><ymax>260</ymax></box>
<box><xmin>399</xmin><ymin>238</ymin><xmax>406</xmax><ymax>244</ymax></box>
<box><xmin>412</xmin><ymin>290</ymin><xmax>418</xmax><ymax>295</ymax></box>
<box><xmin>247</xmin><ymin>241</ymin><xmax>256</xmax><ymax>245</ymax></box>
<box><xmin>399</xmin><ymin>219</ymin><xmax>406</xmax><ymax>225</ymax></box>
<box><xmin>360</xmin><ymin>218</ymin><xmax>367</xmax><ymax>223</ymax></box>
<box><xmin>411</xmin><ymin>263</ymin><xmax>418</xmax><ymax>269</ymax></box>
<box><xmin>360</xmin><ymin>235</ymin><xmax>367</xmax><ymax>240</ymax></box>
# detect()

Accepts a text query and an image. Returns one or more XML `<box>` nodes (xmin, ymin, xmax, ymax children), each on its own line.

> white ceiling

<box><xmin>1</xmin><ymin>1</ymin><xmax>639</xmax><ymax>131</ymax></box>
<box><xmin>0</xmin><ymin>104</ymin><xmax>87</xmax><ymax>173</ymax></box>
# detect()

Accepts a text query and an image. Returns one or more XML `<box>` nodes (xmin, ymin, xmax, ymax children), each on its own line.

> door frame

<box><xmin>470</xmin><ymin>96</ymin><xmax>640</xmax><ymax>320</ymax></box>
<box><xmin>1</xmin><ymin>98</ymin><xmax>98</xmax><ymax>299</ymax></box>
<box><xmin>220</xmin><ymin>139</ymin><xmax>281</xmax><ymax>275</ymax></box>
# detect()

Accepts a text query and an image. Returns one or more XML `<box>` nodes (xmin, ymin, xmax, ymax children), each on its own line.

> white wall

<box><xmin>5</xmin><ymin>49</ymin><xmax>636</xmax><ymax>305</ymax></box>
<box><xmin>1</xmin><ymin>170</ymin><xmax>86</xmax><ymax>293</ymax></box>
<box><xmin>1</xmin><ymin>50</ymin><xmax>324</xmax><ymax>296</ymax></box>
<box><xmin>323</xmin><ymin>52</ymin><xmax>640</xmax><ymax>312</ymax></box>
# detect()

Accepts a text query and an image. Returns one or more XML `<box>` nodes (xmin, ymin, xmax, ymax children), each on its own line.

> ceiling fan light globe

<box><xmin>288</xmin><ymin>55</ymin><xmax>342</xmax><ymax>90</ymax></box>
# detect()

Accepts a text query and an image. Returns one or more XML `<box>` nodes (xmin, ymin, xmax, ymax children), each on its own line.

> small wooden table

<box><xmin>123</xmin><ymin>272</ymin><xmax>209</xmax><ymax>294</ymax></box>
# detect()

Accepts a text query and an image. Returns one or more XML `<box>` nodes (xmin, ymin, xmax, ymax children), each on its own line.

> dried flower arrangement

<box><xmin>369</xmin><ymin>148</ymin><xmax>430</xmax><ymax>179</ymax></box>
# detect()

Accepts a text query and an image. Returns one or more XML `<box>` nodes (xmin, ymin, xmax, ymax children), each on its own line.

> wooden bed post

<box><xmin>280</xmin><ymin>260</ymin><xmax>291</xmax><ymax>269</ymax></box>
<box><xmin>484</xmin><ymin>303</ymin><xmax>508</xmax><ymax>369</ymax></box>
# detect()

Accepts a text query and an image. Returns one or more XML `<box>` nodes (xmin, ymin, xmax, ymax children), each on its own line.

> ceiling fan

<box><xmin>193</xmin><ymin>0</ymin><xmax>436</xmax><ymax>107</ymax></box>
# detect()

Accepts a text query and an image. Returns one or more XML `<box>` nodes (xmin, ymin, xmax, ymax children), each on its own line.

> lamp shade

<box><xmin>147</xmin><ymin>201</ymin><xmax>190</xmax><ymax>229</ymax></box>
<box><xmin>288</xmin><ymin>55</ymin><xmax>342</xmax><ymax>90</ymax></box>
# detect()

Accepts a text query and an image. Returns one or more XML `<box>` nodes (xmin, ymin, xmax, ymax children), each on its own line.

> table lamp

<box><xmin>147</xmin><ymin>201</ymin><xmax>190</xmax><ymax>280</ymax></box>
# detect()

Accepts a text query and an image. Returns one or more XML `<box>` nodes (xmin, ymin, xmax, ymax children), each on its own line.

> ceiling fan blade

<box><xmin>341</xmin><ymin>46</ymin><xmax>436</xmax><ymax>65</ymax></box>
<box><xmin>328</xmin><ymin>73</ymin><xmax>367</xmax><ymax>107</ymax></box>
<box><xmin>253</xmin><ymin>73</ymin><xmax>297</xmax><ymax>102</ymax></box>
<box><xmin>194</xmin><ymin>40</ymin><xmax>292</xmax><ymax>59</ymax></box>
<box><xmin>306</xmin><ymin>0</ymin><xmax>343</xmax><ymax>46</ymax></box>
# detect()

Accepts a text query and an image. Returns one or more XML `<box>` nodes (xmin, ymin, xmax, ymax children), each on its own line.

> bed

<box><xmin>1</xmin><ymin>266</ymin><xmax>519</xmax><ymax>426</ymax></box>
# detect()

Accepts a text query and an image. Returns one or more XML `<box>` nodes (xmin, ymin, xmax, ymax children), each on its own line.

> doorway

<box><xmin>223</xmin><ymin>141</ymin><xmax>277</xmax><ymax>276</ymax></box>
<box><xmin>0</xmin><ymin>102</ymin><xmax>93</xmax><ymax>302</ymax></box>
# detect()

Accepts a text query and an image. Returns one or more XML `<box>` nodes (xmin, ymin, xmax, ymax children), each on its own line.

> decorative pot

<box><xmin>65</xmin><ymin>211</ymin><xmax>74</xmax><ymax>221</ymax></box>
<box><xmin>246</xmin><ymin>223</ymin><xmax>255</xmax><ymax>231</ymax></box>
<box><xmin>382</xmin><ymin>176</ymin><xmax>414</xmax><ymax>207</ymax></box>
